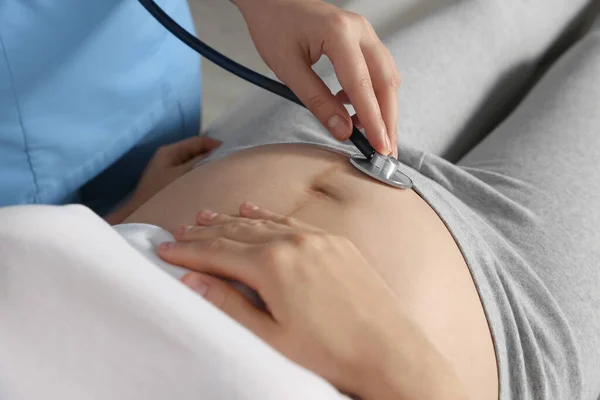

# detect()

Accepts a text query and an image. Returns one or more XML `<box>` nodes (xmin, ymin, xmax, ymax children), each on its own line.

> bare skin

<box><xmin>125</xmin><ymin>143</ymin><xmax>499</xmax><ymax>400</ymax></box>
<box><xmin>159</xmin><ymin>203</ymin><xmax>469</xmax><ymax>400</ymax></box>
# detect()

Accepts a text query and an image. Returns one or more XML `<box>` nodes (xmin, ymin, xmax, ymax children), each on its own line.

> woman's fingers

<box><xmin>176</xmin><ymin>221</ymin><xmax>289</xmax><ymax>244</ymax></box>
<box><xmin>238</xmin><ymin>203</ymin><xmax>292</xmax><ymax>224</ymax></box>
<box><xmin>157</xmin><ymin>239</ymin><xmax>263</xmax><ymax>290</ymax></box>
<box><xmin>176</xmin><ymin>204</ymin><xmax>320</xmax><ymax>243</ymax></box>
<box><xmin>195</xmin><ymin>209</ymin><xmax>250</xmax><ymax>226</ymax></box>
<box><xmin>194</xmin><ymin>205</ymin><xmax>293</xmax><ymax>227</ymax></box>
<box><xmin>194</xmin><ymin>203</ymin><xmax>312</xmax><ymax>230</ymax></box>
<box><xmin>325</xmin><ymin>31</ymin><xmax>390</xmax><ymax>155</ymax></box>
<box><xmin>239</xmin><ymin>203</ymin><xmax>323</xmax><ymax>233</ymax></box>
<box><xmin>361</xmin><ymin>42</ymin><xmax>400</xmax><ymax>158</ymax></box>
<box><xmin>163</xmin><ymin>135</ymin><xmax>222</xmax><ymax>165</ymax></box>
<box><xmin>181</xmin><ymin>271</ymin><xmax>274</xmax><ymax>339</ymax></box>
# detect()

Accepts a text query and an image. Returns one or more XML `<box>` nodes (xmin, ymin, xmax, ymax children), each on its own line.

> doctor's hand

<box><xmin>157</xmin><ymin>203</ymin><xmax>467</xmax><ymax>400</ymax></box>
<box><xmin>104</xmin><ymin>136</ymin><xmax>221</xmax><ymax>225</ymax></box>
<box><xmin>233</xmin><ymin>0</ymin><xmax>400</xmax><ymax>157</ymax></box>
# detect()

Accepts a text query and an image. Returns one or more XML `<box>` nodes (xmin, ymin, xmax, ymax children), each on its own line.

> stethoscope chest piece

<box><xmin>350</xmin><ymin>153</ymin><xmax>413</xmax><ymax>189</ymax></box>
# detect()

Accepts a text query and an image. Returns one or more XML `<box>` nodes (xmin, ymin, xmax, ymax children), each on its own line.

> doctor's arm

<box><xmin>157</xmin><ymin>203</ymin><xmax>469</xmax><ymax>400</ymax></box>
<box><xmin>230</xmin><ymin>0</ymin><xmax>400</xmax><ymax>158</ymax></box>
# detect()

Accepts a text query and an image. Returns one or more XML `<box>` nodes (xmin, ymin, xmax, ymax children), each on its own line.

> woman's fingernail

<box><xmin>198</xmin><ymin>209</ymin><xmax>217</xmax><ymax>221</ymax></box>
<box><xmin>158</xmin><ymin>242</ymin><xmax>174</xmax><ymax>251</ymax></box>
<box><xmin>241</xmin><ymin>202</ymin><xmax>259</xmax><ymax>212</ymax></box>
<box><xmin>328</xmin><ymin>115</ymin><xmax>349</xmax><ymax>139</ymax></box>
<box><xmin>190</xmin><ymin>281</ymin><xmax>209</xmax><ymax>297</ymax></box>
<box><xmin>175</xmin><ymin>224</ymin><xmax>191</xmax><ymax>237</ymax></box>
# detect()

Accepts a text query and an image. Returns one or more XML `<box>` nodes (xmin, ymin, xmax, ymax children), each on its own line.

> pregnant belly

<box><xmin>124</xmin><ymin>143</ymin><xmax>497</xmax><ymax>400</ymax></box>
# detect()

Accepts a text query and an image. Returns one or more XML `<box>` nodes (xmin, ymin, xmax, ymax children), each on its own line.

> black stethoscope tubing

<box><xmin>137</xmin><ymin>0</ymin><xmax>376</xmax><ymax>160</ymax></box>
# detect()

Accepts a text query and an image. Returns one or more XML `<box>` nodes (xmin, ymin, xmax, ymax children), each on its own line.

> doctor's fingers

<box><xmin>335</xmin><ymin>90</ymin><xmax>369</xmax><ymax>131</ymax></box>
<box><xmin>324</xmin><ymin>20</ymin><xmax>391</xmax><ymax>156</ymax></box>
<box><xmin>277</xmin><ymin>52</ymin><xmax>353</xmax><ymax>143</ymax></box>
<box><xmin>361</xmin><ymin>41</ymin><xmax>400</xmax><ymax>159</ymax></box>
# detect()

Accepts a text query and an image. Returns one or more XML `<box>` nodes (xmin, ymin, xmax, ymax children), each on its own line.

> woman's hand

<box><xmin>234</xmin><ymin>0</ymin><xmax>400</xmax><ymax>158</ymax></box>
<box><xmin>157</xmin><ymin>203</ymin><xmax>467</xmax><ymax>400</ymax></box>
<box><xmin>104</xmin><ymin>136</ymin><xmax>221</xmax><ymax>225</ymax></box>
<box><xmin>131</xmin><ymin>136</ymin><xmax>221</xmax><ymax>205</ymax></box>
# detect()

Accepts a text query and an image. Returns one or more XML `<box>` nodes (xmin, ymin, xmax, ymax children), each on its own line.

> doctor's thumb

<box><xmin>282</xmin><ymin>64</ymin><xmax>352</xmax><ymax>141</ymax></box>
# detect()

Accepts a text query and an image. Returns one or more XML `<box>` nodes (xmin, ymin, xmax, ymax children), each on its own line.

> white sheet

<box><xmin>112</xmin><ymin>223</ymin><xmax>265</xmax><ymax>309</ymax></box>
<box><xmin>0</xmin><ymin>204</ymin><xmax>347</xmax><ymax>400</ymax></box>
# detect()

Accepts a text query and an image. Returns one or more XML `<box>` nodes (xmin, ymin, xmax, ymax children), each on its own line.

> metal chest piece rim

<box><xmin>349</xmin><ymin>153</ymin><xmax>413</xmax><ymax>189</ymax></box>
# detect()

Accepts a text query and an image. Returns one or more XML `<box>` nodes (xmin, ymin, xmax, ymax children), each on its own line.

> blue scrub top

<box><xmin>0</xmin><ymin>0</ymin><xmax>201</xmax><ymax>214</ymax></box>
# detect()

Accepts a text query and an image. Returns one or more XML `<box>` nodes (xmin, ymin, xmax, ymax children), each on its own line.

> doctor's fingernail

<box><xmin>328</xmin><ymin>115</ymin><xmax>349</xmax><ymax>139</ymax></box>
<box><xmin>384</xmin><ymin>135</ymin><xmax>393</xmax><ymax>155</ymax></box>
<box><xmin>197</xmin><ymin>209</ymin><xmax>217</xmax><ymax>221</ymax></box>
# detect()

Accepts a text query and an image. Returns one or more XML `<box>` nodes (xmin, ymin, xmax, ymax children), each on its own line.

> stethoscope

<box><xmin>138</xmin><ymin>0</ymin><xmax>413</xmax><ymax>189</ymax></box>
